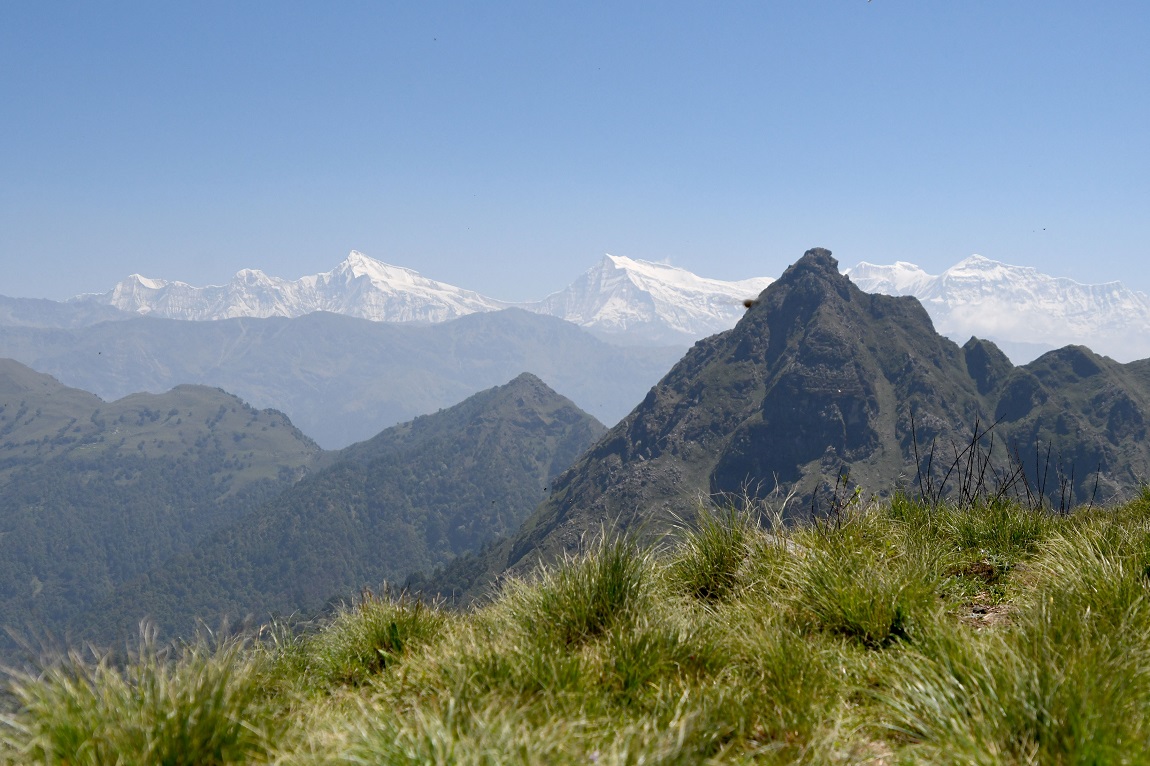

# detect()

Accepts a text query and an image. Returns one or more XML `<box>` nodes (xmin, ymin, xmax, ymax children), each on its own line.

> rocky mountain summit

<box><xmin>447</xmin><ymin>248</ymin><xmax>1150</xmax><ymax>590</ymax></box>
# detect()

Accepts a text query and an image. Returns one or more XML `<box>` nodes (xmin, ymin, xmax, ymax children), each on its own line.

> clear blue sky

<box><xmin>2</xmin><ymin>1</ymin><xmax>1147</xmax><ymax>301</ymax></box>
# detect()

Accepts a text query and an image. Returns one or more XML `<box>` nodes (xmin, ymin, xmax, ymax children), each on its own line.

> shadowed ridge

<box><xmin>963</xmin><ymin>337</ymin><xmax>1014</xmax><ymax>395</ymax></box>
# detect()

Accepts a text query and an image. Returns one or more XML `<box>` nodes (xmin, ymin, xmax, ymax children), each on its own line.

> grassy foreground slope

<box><xmin>5</xmin><ymin>490</ymin><xmax>1150</xmax><ymax>764</ymax></box>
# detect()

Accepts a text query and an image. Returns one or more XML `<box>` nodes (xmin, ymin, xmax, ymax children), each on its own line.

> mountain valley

<box><xmin>0</xmin><ymin>365</ymin><xmax>605</xmax><ymax>654</ymax></box>
<box><xmin>0</xmin><ymin>309</ymin><xmax>681</xmax><ymax>449</ymax></box>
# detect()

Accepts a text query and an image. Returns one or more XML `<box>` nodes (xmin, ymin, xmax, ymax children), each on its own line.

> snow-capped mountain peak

<box><xmin>127</xmin><ymin>274</ymin><xmax>169</xmax><ymax>290</ymax></box>
<box><xmin>523</xmin><ymin>254</ymin><xmax>774</xmax><ymax>345</ymax></box>
<box><xmin>74</xmin><ymin>250</ymin><xmax>776</xmax><ymax>346</ymax></box>
<box><xmin>846</xmin><ymin>261</ymin><xmax>934</xmax><ymax>294</ymax></box>
<box><xmin>334</xmin><ymin>250</ymin><xmax>420</xmax><ymax>284</ymax></box>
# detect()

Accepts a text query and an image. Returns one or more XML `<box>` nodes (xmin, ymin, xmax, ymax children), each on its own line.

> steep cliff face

<box><xmin>436</xmin><ymin>248</ymin><xmax>1150</xmax><ymax>595</ymax></box>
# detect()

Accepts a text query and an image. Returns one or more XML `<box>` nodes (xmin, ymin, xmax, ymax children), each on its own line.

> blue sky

<box><xmin>2</xmin><ymin>1</ymin><xmax>1147</xmax><ymax>301</ymax></box>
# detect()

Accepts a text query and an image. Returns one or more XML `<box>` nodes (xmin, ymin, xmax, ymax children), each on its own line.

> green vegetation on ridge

<box><xmin>7</xmin><ymin>491</ymin><xmax>1150</xmax><ymax>764</ymax></box>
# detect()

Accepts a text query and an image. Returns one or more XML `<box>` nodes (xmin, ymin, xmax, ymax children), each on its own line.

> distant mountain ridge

<box><xmin>63</xmin><ymin>250</ymin><xmax>1150</xmax><ymax>360</ymax></box>
<box><xmin>74</xmin><ymin>251</ymin><xmax>509</xmax><ymax>324</ymax></box>
<box><xmin>0</xmin><ymin>310</ymin><xmax>682</xmax><ymax>449</ymax></box>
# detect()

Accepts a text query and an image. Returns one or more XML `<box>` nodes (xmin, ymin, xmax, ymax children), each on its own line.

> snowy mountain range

<box><xmin>80</xmin><ymin>251</ymin><xmax>508</xmax><ymax>323</ymax></box>
<box><xmin>846</xmin><ymin>255</ymin><xmax>1150</xmax><ymax>362</ymax></box>
<box><xmin>69</xmin><ymin>250</ymin><xmax>1150</xmax><ymax>362</ymax></box>
<box><xmin>72</xmin><ymin>252</ymin><xmax>774</xmax><ymax>346</ymax></box>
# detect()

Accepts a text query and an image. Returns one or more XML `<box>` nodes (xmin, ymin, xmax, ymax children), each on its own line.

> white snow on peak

<box><xmin>126</xmin><ymin>274</ymin><xmax>169</xmax><ymax>290</ymax></box>
<box><xmin>847</xmin><ymin>255</ymin><xmax>1150</xmax><ymax>362</ymax></box>
<box><xmin>845</xmin><ymin>261</ymin><xmax>934</xmax><ymax>295</ymax></box>
<box><xmin>523</xmin><ymin>254</ymin><xmax>774</xmax><ymax>344</ymax></box>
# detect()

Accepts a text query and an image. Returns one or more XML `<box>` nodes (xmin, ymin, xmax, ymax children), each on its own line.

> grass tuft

<box><xmin>669</xmin><ymin>504</ymin><xmax>757</xmax><ymax>603</ymax></box>
<box><xmin>310</xmin><ymin>589</ymin><xmax>446</xmax><ymax>687</ymax></box>
<box><xmin>790</xmin><ymin>507</ymin><xmax>941</xmax><ymax>648</ymax></box>
<box><xmin>514</xmin><ymin>532</ymin><xmax>651</xmax><ymax>650</ymax></box>
<box><xmin>0</xmin><ymin>627</ymin><xmax>271</xmax><ymax>766</ymax></box>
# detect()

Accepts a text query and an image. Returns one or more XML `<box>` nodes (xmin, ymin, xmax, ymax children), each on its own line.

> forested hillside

<box><xmin>78</xmin><ymin>373</ymin><xmax>605</xmax><ymax>644</ymax></box>
<box><xmin>0</xmin><ymin>360</ymin><xmax>324</xmax><ymax>654</ymax></box>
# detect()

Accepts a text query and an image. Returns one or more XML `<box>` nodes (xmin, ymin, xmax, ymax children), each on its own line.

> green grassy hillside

<box><xmin>6</xmin><ymin>491</ymin><xmax>1150</xmax><ymax>764</ymax></box>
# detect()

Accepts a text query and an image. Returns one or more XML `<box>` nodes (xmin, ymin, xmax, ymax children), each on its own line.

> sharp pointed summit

<box><xmin>452</xmin><ymin>247</ymin><xmax>1150</xmax><ymax>588</ymax></box>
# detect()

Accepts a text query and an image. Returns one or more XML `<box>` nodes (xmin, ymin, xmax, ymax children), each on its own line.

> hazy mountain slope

<box><xmin>0</xmin><ymin>295</ymin><xmax>132</xmax><ymax>329</ymax></box>
<box><xmin>991</xmin><ymin>345</ymin><xmax>1150</xmax><ymax>499</ymax></box>
<box><xmin>848</xmin><ymin>255</ymin><xmax>1150</xmax><ymax>362</ymax></box>
<box><xmin>431</xmin><ymin>249</ymin><xmax>1150</xmax><ymax>600</ymax></box>
<box><xmin>84</xmin><ymin>374</ymin><xmax>605</xmax><ymax>642</ymax></box>
<box><xmin>0</xmin><ymin>309</ymin><xmax>684</xmax><ymax>448</ymax></box>
<box><xmin>0</xmin><ymin>361</ymin><xmax>323</xmax><ymax>648</ymax></box>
